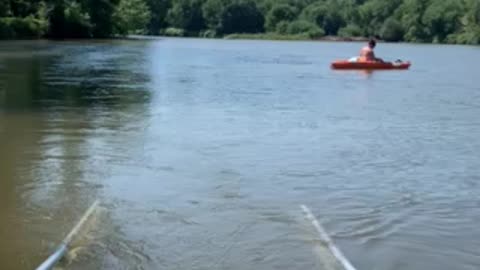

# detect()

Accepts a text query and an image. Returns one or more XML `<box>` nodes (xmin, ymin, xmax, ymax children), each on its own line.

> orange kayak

<box><xmin>331</xmin><ymin>60</ymin><xmax>411</xmax><ymax>70</ymax></box>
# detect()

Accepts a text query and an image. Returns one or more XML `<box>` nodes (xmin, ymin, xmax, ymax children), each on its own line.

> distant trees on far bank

<box><xmin>1</xmin><ymin>0</ymin><xmax>480</xmax><ymax>44</ymax></box>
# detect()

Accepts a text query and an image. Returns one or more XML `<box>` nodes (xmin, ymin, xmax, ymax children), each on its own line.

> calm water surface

<box><xmin>1</xmin><ymin>38</ymin><xmax>480</xmax><ymax>270</ymax></box>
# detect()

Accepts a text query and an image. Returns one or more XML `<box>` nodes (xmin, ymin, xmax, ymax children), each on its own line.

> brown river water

<box><xmin>1</xmin><ymin>38</ymin><xmax>480</xmax><ymax>270</ymax></box>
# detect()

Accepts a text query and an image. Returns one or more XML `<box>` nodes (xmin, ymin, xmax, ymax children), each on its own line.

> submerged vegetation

<box><xmin>1</xmin><ymin>0</ymin><xmax>480</xmax><ymax>44</ymax></box>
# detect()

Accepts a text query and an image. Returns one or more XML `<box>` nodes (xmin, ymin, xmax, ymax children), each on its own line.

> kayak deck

<box><xmin>331</xmin><ymin>60</ymin><xmax>411</xmax><ymax>70</ymax></box>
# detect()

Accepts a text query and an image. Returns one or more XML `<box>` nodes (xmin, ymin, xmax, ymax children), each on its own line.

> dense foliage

<box><xmin>1</xmin><ymin>0</ymin><xmax>480</xmax><ymax>44</ymax></box>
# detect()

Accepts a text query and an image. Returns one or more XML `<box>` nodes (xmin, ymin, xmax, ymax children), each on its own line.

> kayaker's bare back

<box><xmin>359</xmin><ymin>39</ymin><xmax>383</xmax><ymax>62</ymax></box>
<box><xmin>359</xmin><ymin>46</ymin><xmax>375</xmax><ymax>61</ymax></box>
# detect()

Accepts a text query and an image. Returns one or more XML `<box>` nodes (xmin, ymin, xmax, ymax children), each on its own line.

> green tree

<box><xmin>338</xmin><ymin>0</ymin><xmax>360</xmax><ymax>23</ymax></box>
<box><xmin>422</xmin><ymin>0</ymin><xmax>463</xmax><ymax>42</ymax></box>
<box><xmin>48</xmin><ymin>0</ymin><xmax>68</xmax><ymax>38</ymax></box>
<box><xmin>65</xmin><ymin>1</ymin><xmax>94</xmax><ymax>37</ymax></box>
<box><xmin>146</xmin><ymin>0</ymin><xmax>171</xmax><ymax>34</ymax></box>
<box><xmin>9</xmin><ymin>0</ymin><xmax>38</xmax><ymax>17</ymax></box>
<box><xmin>275</xmin><ymin>20</ymin><xmax>289</xmax><ymax>34</ymax></box>
<box><xmin>380</xmin><ymin>17</ymin><xmax>403</xmax><ymax>41</ymax></box>
<box><xmin>301</xmin><ymin>1</ymin><xmax>344</xmax><ymax>35</ymax></box>
<box><xmin>453</xmin><ymin>0</ymin><xmax>480</xmax><ymax>44</ymax></box>
<box><xmin>220</xmin><ymin>0</ymin><xmax>264</xmax><ymax>34</ymax></box>
<box><xmin>397</xmin><ymin>0</ymin><xmax>429</xmax><ymax>42</ymax></box>
<box><xmin>358</xmin><ymin>0</ymin><xmax>402</xmax><ymax>36</ymax></box>
<box><xmin>0</xmin><ymin>0</ymin><xmax>479</xmax><ymax>43</ymax></box>
<box><xmin>323</xmin><ymin>11</ymin><xmax>344</xmax><ymax>35</ymax></box>
<box><xmin>48</xmin><ymin>0</ymin><xmax>93</xmax><ymax>38</ymax></box>
<box><xmin>202</xmin><ymin>0</ymin><xmax>231</xmax><ymax>32</ymax></box>
<box><xmin>167</xmin><ymin>0</ymin><xmax>206</xmax><ymax>32</ymax></box>
<box><xmin>87</xmin><ymin>0</ymin><xmax>121</xmax><ymax>37</ymax></box>
<box><xmin>0</xmin><ymin>16</ymin><xmax>49</xmax><ymax>38</ymax></box>
<box><xmin>287</xmin><ymin>20</ymin><xmax>324</xmax><ymax>38</ymax></box>
<box><xmin>115</xmin><ymin>0</ymin><xmax>151</xmax><ymax>34</ymax></box>
<box><xmin>301</xmin><ymin>3</ymin><xmax>327</xmax><ymax>27</ymax></box>
<box><xmin>261</xmin><ymin>0</ymin><xmax>314</xmax><ymax>15</ymax></box>
<box><xmin>265</xmin><ymin>4</ymin><xmax>297</xmax><ymax>31</ymax></box>
<box><xmin>0</xmin><ymin>1</ymin><xmax>11</xmax><ymax>17</ymax></box>
<box><xmin>338</xmin><ymin>24</ymin><xmax>363</xmax><ymax>37</ymax></box>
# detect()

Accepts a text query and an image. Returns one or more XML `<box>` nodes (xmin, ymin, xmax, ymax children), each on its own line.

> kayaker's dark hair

<box><xmin>369</xmin><ymin>38</ymin><xmax>376</xmax><ymax>48</ymax></box>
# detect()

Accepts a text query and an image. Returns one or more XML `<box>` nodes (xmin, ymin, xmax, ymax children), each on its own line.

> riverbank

<box><xmin>121</xmin><ymin>33</ymin><xmax>371</xmax><ymax>43</ymax></box>
<box><xmin>224</xmin><ymin>33</ymin><xmax>370</xmax><ymax>42</ymax></box>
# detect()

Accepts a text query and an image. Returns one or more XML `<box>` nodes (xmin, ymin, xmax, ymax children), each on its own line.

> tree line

<box><xmin>1</xmin><ymin>0</ymin><xmax>480</xmax><ymax>44</ymax></box>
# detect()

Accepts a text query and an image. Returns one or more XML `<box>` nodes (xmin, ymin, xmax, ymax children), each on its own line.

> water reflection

<box><xmin>0</xmin><ymin>41</ymin><xmax>152</xmax><ymax>269</ymax></box>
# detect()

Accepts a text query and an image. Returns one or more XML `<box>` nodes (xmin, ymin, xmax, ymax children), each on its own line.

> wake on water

<box><xmin>49</xmin><ymin>203</ymin><xmax>354</xmax><ymax>270</ymax></box>
<box><xmin>300</xmin><ymin>205</ymin><xmax>357</xmax><ymax>270</ymax></box>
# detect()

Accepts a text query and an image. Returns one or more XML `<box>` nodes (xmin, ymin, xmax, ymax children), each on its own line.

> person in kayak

<box><xmin>359</xmin><ymin>39</ymin><xmax>383</xmax><ymax>62</ymax></box>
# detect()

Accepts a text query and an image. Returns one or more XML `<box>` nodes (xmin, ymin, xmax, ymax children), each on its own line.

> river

<box><xmin>1</xmin><ymin>38</ymin><xmax>480</xmax><ymax>270</ymax></box>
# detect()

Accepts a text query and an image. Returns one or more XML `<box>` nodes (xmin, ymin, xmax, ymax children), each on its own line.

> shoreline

<box><xmin>0</xmin><ymin>33</ymin><xmax>372</xmax><ymax>43</ymax></box>
<box><xmin>317</xmin><ymin>36</ymin><xmax>370</xmax><ymax>42</ymax></box>
<box><xmin>0</xmin><ymin>34</ymin><xmax>473</xmax><ymax>46</ymax></box>
<box><xmin>223</xmin><ymin>33</ymin><xmax>370</xmax><ymax>42</ymax></box>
